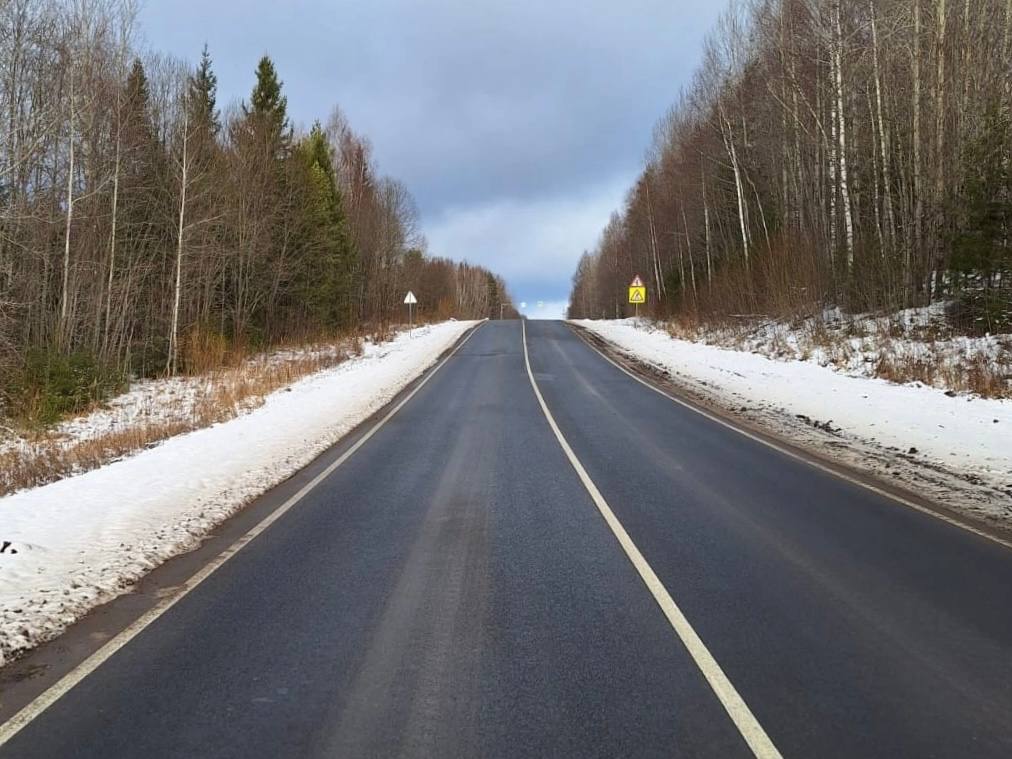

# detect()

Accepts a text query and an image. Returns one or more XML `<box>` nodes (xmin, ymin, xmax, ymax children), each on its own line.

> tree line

<box><xmin>0</xmin><ymin>0</ymin><xmax>508</xmax><ymax>416</ymax></box>
<box><xmin>569</xmin><ymin>0</ymin><xmax>1011</xmax><ymax>334</ymax></box>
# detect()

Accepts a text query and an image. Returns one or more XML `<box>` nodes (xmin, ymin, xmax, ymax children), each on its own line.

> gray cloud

<box><xmin>140</xmin><ymin>0</ymin><xmax>721</xmax><ymax>308</ymax></box>
<box><xmin>425</xmin><ymin>172</ymin><xmax>632</xmax><ymax>305</ymax></box>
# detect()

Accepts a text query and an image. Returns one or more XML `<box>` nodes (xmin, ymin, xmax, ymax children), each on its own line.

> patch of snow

<box><xmin>0</xmin><ymin>320</ymin><xmax>477</xmax><ymax>665</ymax></box>
<box><xmin>574</xmin><ymin>318</ymin><xmax>1012</xmax><ymax>525</ymax></box>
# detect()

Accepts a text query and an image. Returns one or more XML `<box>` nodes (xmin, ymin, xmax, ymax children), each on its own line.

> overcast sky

<box><xmin>140</xmin><ymin>0</ymin><xmax>722</xmax><ymax>319</ymax></box>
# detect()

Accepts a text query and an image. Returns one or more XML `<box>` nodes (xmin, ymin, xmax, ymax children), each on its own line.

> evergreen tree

<box><xmin>123</xmin><ymin>59</ymin><xmax>155</xmax><ymax>162</ymax></box>
<box><xmin>188</xmin><ymin>44</ymin><xmax>220</xmax><ymax>136</ymax></box>
<box><xmin>243</xmin><ymin>55</ymin><xmax>290</xmax><ymax>156</ymax></box>
<box><xmin>950</xmin><ymin>101</ymin><xmax>1012</xmax><ymax>332</ymax></box>
<box><xmin>120</xmin><ymin>59</ymin><xmax>162</xmax><ymax>226</ymax></box>
<box><xmin>117</xmin><ymin>58</ymin><xmax>171</xmax><ymax>370</ymax></box>
<box><xmin>225</xmin><ymin>55</ymin><xmax>293</xmax><ymax>339</ymax></box>
<box><xmin>294</xmin><ymin>122</ymin><xmax>357</xmax><ymax>329</ymax></box>
<box><xmin>486</xmin><ymin>272</ymin><xmax>500</xmax><ymax>318</ymax></box>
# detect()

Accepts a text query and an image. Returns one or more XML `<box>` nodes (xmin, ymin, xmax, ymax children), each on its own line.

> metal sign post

<box><xmin>404</xmin><ymin>290</ymin><xmax>417</xmax><ymax>336</ymax></box>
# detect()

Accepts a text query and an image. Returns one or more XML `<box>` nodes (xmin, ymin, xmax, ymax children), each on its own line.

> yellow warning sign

<box><xmin>628</xmin><ymin>286</ymin><xmax>646</xmax><ymax>304</ymax></box>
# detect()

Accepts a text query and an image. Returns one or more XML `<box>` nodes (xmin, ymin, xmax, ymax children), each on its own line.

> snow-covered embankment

<box><xmin>573</xmin><ymin>318</ymin><xmax>1012</xmax><ymax>524</ymax></box>
<box><xmin>0</xmin><ymin>320</ymin><xmax>477</xmax><ymax>664</ymax></box>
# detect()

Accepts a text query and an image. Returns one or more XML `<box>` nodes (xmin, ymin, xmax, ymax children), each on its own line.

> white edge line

<box><xmin>0</xmin><ymin>321</ymin><xmax>485</xmax><ymax>748</ymax></box>
<box><xmin>521</xmin><ymin>320</ymin><xmax>782</xmax><ymax>759</ymax></box>
<box><xmin>569</xmin><ymin>322</ymin><xmax>1012</xmax><ymax>553</ymax></box>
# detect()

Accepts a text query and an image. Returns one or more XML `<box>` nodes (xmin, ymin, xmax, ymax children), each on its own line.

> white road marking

<box><xmin>521</xmin><ymin>320</ymin><xmax>783</xmax><ymax>759</ymax></box>
<box><xmin>0</xmin><ymin>323</ymin><xmax>485</xmax><ymax>749</ymax></box>
<box><xmin>572</xmin><ymin>323</ymin><xmax>1012</xmax><ymax>552</ymax></box>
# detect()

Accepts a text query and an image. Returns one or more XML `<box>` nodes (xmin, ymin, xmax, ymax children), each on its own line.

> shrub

<box><xmin>7</xmin><ymin>349</ymin><xmax>126</xmax><ymax>426</ymax></box>
<box><xmin>947</xmin><ymin>287</ymin><xmax>1012</xmax><ymax>335</ymax></box>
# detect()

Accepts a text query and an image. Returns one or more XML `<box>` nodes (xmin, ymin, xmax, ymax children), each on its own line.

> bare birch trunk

<box><xmin>829</xmin><ymin>85</ymin><xmax>838</xmax><ymax>264</ymax></box>
<box><xmin>168</xmin><ymin>111</ymin><xmax>189</xmax><ymax>375</ymax></box>
<box><xmin>912</xmin><ymin>0</ymin><xmax>923</xmax><ymax>300</ymax></box>
<box><xmin>868</xmin><ymin>91</ymin><xmax>884</xmax><ymax>253</ymax></box>
<box><xmin>932</xmin><ymin>0</ymin><xmax>947</xmax><ymax>298</ymax></box>
<box><xmin>104</xmin><ymin>124</ymin><xmax>121</xmax><ymax>355</ymax></box>
<box><xmin>960</xmin><ymin>0</ymin><xmax>970</xmax><ymax>124</ymax></box>
<box><xmin>682</xmin><ymin>204</ymin><xmax>697</xmax><ymax>299</ymax></box>
<box><xmin>1006</xmin><ymin>0</ymin><xmax>1012</xmax><ymax>63</ymax></box>
<box><xmin>870</xmin><ymin>0</ymin><xmax>896</xmax><ymax>250</ymax></box>
<box><xmin>59</xmin><ymin>71</ymin><xmax>75</xmax><ymax>346</ymax></box>
<box><xmin>833</xmin><ymin>0</ymin><xmax>855</xmax><ymax>273</ymax></box>
<box><xmin>702</xmin><ymin>168</ymin><xmax>713</xmax><ymax>286</ymax></box>
<box><xmin>721</xmin><ymin>109</ymin><xmax>750</xmax><ymax>268</ymax></box>
<box><xmin>645</xmin><ymin>181</ymin><xmax>665</xmax><ymax>298</ymax></box>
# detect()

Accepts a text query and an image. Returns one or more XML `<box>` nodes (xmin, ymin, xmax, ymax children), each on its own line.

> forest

<box><xmin>568</xmin><ymin>0</ymin><xmax>1012</xmax><ymax>335</ymax></box>
<box><xmin>0</xmin><ymin>0</ymin><xmax>509</xmax><ymax>422</ymax></box>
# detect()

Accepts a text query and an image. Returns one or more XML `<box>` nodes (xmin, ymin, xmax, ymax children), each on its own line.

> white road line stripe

<box><xmin>0</xmin><ymin>322</ymin><xmax>485</xmax><ymax>749</ymax></box>
<box><xmin>521</xmin><ymin>320</ymin><xmax>782</xmax><ymax>759</ymax></box>
<box><xmin>572</xmin><ymin>323</ymin><xmax>1012</xmax><ymax>552</ymax></box>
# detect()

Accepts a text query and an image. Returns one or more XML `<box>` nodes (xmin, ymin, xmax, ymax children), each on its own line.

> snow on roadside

<box><xmin>0</xmin><ymin>375</ymin><xmax>206</xmax><ymax>461</ymax></box>
<box><xmin>573</xmin><ymin>318</ymin><xmax>1012</xmax><ymax>522</ymax></box>
<box><xmin>0</xmin><ymin>320</ymin><xmax>477</xmax><ymax>664</ymax></box>
<box><xmin>674</xmin><ymin>303</ymin><xmax>1011</xmax><ymax>396</ymax></box>
<box><xmin>0</xmin><ymin>342</ymin><xmax>352</xmax><ymax>462</ymax></box>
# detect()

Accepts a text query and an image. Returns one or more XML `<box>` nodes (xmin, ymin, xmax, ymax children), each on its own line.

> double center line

<box><xmin>521</xmin><ymin>319</ymin><xmax>782</xmax><ymax>759</ymax></box>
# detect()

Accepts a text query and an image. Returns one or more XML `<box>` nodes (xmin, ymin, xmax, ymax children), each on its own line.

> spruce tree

<box><xmin>188</xmin><ymin>44</ymin><xmax>220</xmax><ymax>136</ymax></box>
<box><xmin>295</xmin><ymin>122</ymin><xmax>357</xmax><ymax>329</ymax></box>
<box><xmin>120</xmin><ymin>59</ymin><xmax>161</xmax><ymax>220</ymax></box>
<box><xmin>950</xmin><ymin>101</ymin><xmax>1012</xmax><ymax>332</ymax></box>
<box><xmin>244</xmin><ymin>55</ymin><xmax>290</xmax><ymax>155</ymax></box>
<box><xmin>123</xmin><ymin>59</ymin><xmax>154</xmax><ymax>150</ymax></box>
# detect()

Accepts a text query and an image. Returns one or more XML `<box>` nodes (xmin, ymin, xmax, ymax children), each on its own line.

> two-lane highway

<box><xmin>2</xmin><ymin>319</ymin><xmax>1011</xmax><ymax>757</ymax></box>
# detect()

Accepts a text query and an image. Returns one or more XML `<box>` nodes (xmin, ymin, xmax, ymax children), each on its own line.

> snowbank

<box><xmin>0</xmin><ymin>320</ymin><xmax>477</xmax><ymax>664</ymax></box>
<box><xmin>574</xmin><ymin>319</ymin><xmax>1012</xmax><ymax>519</ymax></box>
<box><xmin>674</xmin><ymin>303</ymin><xmax>1011</xmax><ymax>397</ymax></box>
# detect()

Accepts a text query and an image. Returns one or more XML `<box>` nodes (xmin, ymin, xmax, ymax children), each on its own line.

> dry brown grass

<box><xmin>669</xmin><ymin>287</ymin><xmax>1012</xmax><ymax>400</ymax></box>
<box><xmin>0</xmin><ymin>421</ymin><xmax>195</xmax><ymax>494</ymax></box>
<box><xmin>874</xmin><ymin>348</ymin><xmax>1010</xmax><ymax>398</ymax></box>
<box><xmin>866</xmin><ymin>340</ymin><xmax>1010</xmax><ymax>397</ymax></box>
<box><xmin>964</xmin><ymin>353</ymin><xmax>1011</xmax><ymax>397</ymax></box>
<box><xmin>0</xmin><ymin>338</ymin><xmax>360</xmax><ymax>496</ymax></box>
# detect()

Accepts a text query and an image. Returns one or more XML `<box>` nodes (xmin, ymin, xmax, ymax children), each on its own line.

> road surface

<box><xmin>2</xmin><ymin>320</ymin><xmax>1011</xmax><ymax>757</ymax></box>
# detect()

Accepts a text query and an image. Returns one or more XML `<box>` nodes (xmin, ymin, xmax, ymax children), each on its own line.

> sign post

<box><xmin>404</xmin><ymin>290</ymin><xmax>417</xmax><ymax>336</ymax></box>
<box><xmin>628</xmin><ymin>275</ymin><xmax>646</xmax><ymax>318</ymax></box>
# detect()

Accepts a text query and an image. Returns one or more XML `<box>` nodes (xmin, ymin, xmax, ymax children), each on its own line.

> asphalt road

<box><xmin>3</xmin><ymin>319</ymin><xmax>1012</xmax><ymax>757</ymax></box>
